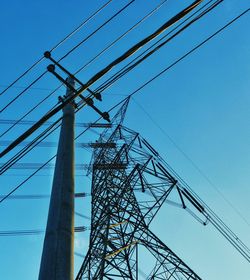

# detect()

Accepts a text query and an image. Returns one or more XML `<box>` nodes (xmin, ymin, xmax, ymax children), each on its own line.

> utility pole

<box><xmin>39</xmin><ymin>77</ymin><xmax>75</xmax><ymax>280</ymax></box>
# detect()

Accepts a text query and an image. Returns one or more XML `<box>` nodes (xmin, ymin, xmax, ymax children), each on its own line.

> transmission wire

<box><xmin>0</xmin><ymin>6</ymin><xmax>249</xmax><ymax>265</ymax></box>
<box><xmin>72</xmin><ymin>0</ymin><xmax>221</xmax><ymax>111</ymax></box>
<box><xmin>0</xmin><ymin>0</ymin><xmax>113</xmax><ymax>96</ymax></box>
<box><xmin>0</xmin><ymin>0</ymin><xmax>130</xmax><ymax>114</ymax></box>
<box><xmin>132</xmin><ymin>96</ymin><xmax>250</xmax><ymax>231</ymax></box>
<box><xmin>1</xmin><ymin>8</ymin><xmax>248</xmax><ymax>201</ymax></box>
<box><xmin>94</xmin><ymin>0</ymin><xmax>221</xmax><ymax>93</ymax></box>
<box><xmin>0</xmin><ymin>117</ymin><xmax>62</xmax><ymax>175</ymax></box>
<box><xmin>0</xmin><ymin>0</ymin><xmax>207</xmax><ymax>159</ymax></box>
<box><xmin>1</xmin><ymin>0</ymin><xmax>168</xmax><ymax>138</ymax></box>
<box><xmin>74</xmin><ymin>0</ymin><xmax>170</xmax><ymax>75</ymax></box>
<box><xmin>0</xmin><ymin>0</ymin><xmax>138</xmax><ymax>136</ymax></box>
<box><xmin>58</xmin><ymin>0</ymin><xmax>135</xmax><ymax>62</ymax></box>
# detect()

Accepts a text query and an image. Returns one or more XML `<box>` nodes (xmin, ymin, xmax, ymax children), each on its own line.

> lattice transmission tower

<box><xmin>76</xmin><ymin>98</ymin><xmax>203</xmax><ymax>279</ymax></box>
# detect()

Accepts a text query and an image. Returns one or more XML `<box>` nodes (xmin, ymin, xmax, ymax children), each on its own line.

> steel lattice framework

<box><xmin>76</xmin><ymin>99</ymin><xmax>204</xmax><ymax>279</ymax></box>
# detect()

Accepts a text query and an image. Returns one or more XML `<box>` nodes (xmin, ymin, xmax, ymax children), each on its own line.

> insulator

<box><xmin>94</xmin><ymin>92</ymin><xmax>102</xmax><ymax>101</ymax></box>
<box><xmin>102</xmin><ymin>112</ymin><xmax>110</xmax><ymax>122</ymax></box>
<box><xmin>86</xmin><ymin>98</ymin><xmax>94</xmax><ymax>106</ymax></box>
<box><xmin>47</xmin><ymin>64</ymin><xmax>55</xmax><ymax>72</ymax></box>
<box><xmin>44</xmin><ymin>51</ymin><xmax>51</xmax><ymax>58</ymax></box>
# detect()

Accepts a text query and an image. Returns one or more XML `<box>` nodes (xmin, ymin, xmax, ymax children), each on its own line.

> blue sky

<box><xmin>0</xmin><ymin>0</ymin><xmax>249</xmax><ymax>279</ymax></box>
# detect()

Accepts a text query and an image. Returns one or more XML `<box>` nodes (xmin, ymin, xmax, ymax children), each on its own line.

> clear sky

<box><xmin>0</xmin><ymin>0</ymin><xmax>249</xmax><ymax>279</ymax></box>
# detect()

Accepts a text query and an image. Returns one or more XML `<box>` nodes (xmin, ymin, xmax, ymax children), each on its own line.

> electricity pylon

<box><xmin>76</xmin><ymin>98</ymin><xmax>203</xmax><ymax>279</ymax></box>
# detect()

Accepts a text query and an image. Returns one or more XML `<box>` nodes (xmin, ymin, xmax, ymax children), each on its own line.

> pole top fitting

<box><xmin>94</xmin><ymin>92</ymin><xmax>102</xmax><ymax>101</ymax></box>
<box><xmin>66</xmin><ymin>76</ymin><xmax>75</xmax><ymax>87</ymax></box>
<box><xmin>47</xmin><ymin>64</ymin><xmax>55</xmax><ymax>72</ymax></box>
<box><xmin>44</xmin><ymin>51</ymin><xmax>51</xmax><ymax>58</ymax></box>
<box><xmin>86</xmin><ymin>98</ymin><xmax>94</xmax><ymax>106</ymax></box>
<box><xmin>102</xmin><ymin>112</ymin><xmax>110</xmax><ymax>122</ymax></box>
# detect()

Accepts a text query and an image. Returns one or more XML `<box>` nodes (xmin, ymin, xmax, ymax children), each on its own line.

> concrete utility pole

<box><xmin>39</xmin><ymin>77</ymin><xmax>75</xmax><ymax>280</ymax></box>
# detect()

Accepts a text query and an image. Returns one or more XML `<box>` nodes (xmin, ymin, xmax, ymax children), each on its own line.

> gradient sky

<box><xmin>0</xmin><ymin>0</ymin><xmax>249</xmax><ymax>279</ymax></box>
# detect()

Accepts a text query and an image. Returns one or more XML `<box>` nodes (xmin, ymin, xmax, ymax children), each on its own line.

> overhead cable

<box><xmin>0</xmin><ymin>0</ymin><xmax>207</xmax><ymax>158</ymax></box>
<box><xmin>0</xmin><ymin>226</ymin><xmax>88</xmax><ymax>236</ymax></box>
<box><xmin>0</xmin><ymin>0</ymin><xmax>135</xmax><ymax>139</ymax></box>
<box><xmin>58</xmin><ymin>0</ymin><xmax>135</xmax><ymax>62</ymax></box>
<box><xmin>74</xmin><ymin>0</ymin><xmax>170</xmax><ymax>75</ymax></box>
<box><xmin>95</xmin><ymin>0</ymin><xmax>221</xmax><ymax>93</ymax></box>
<box><xmin>0</xmin><ymin>0</ymin><xmax>113</xmax><ymax>96</ymax></box>
<box><xmin>0</xmin><ymin>0</ymin><xmax>129</xmax><ymax>113</ymax></box>
<box><xmin>0</xmin><ymin>8</ymin><xmax>248</xmax><ymax>204</ymax></box>
<box><xmin>0</xmin><ymin>118</ymin><xmax>62</xmax><ymax>175</ymax></box>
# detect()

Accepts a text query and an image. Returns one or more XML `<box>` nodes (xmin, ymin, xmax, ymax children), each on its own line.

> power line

<box><xmin>42</xmin><ymin>0</ymin><xmax>170</xmax><ymax>124</ymax></box>
<box><xmin>0</xmin><ymin>226</ymin><xmax>88</xmax><ymax>237</ymax></box>
<box><xmin>0</xmin><ymin>107</ymin><xmax>106</xmax><ymax>203</ymax></box>
<box><xmin>58</xmin><ymin>0</ymin><xmax>136</xmax><ymax>62</ymax></box>
<box><xmin>0</xmin><ymin>119</ymin><xmax>112</xmax><ymax>127</ymax></box>
<box><xmin>0</xmin><ymin>0</ymin><xmax>236</xmax><ymax>165</ymax></box>
<box><xmin>49</xmin><ymin>0</ymin><xmax>113</xmax><ymax>53</ymax></box>
<box><xmin>80</xmin><ymin>0</ymin><xmax>204</xmax><ymax>88</ymax></box>
<box><xmin>0</xmin><ymin>92</ymin><xmax>61</xmax><ymax>139</ymax></box>
<box><xmin>0</xmin><ymin>174</ymin><xmax>87</xmax><ymax>177</ymax></box>
<box><xmin>169</xmin><ymin>166</ymin><xmax>250</xmax><ymax>260</ymax></box>
<box><xmin>2</xmin><ymin>100</ymin><xmax>250</xmax><ymax>262</ymax></box>
<box><xmin>0</xmin><ymin>72</ymin><xmax>47</xmax><ymax>113</ymax></box>
<box><xmin>75</xmin><ymin>0</ymin><xmax>223</xmax><ymax>117</ymax></box>
<box><xmin>0</xmin><ymin>156</ymin><xmax>56</xmax><ymax>203</ymax></box>
<box><xmin>124</xmin><ymin>8</ymin><xmax>250</xmax><ymax>101</ymax></box>
<box><xmin>94</xmin><ymin>0</ymin><xmax>220</xmax><ymax>94</ymax></box>
<box><xmin>74</xmin><ymin>0</ymin><xmax>170</xmax><ymax>75</ymax></box>
<box><xmin>0</xmin><ymin>104</ymin><xmax>107</xmax><ymax>177</ymax></box>
<box><xmin>0</xmin><ymin>0</ymin><xmax>137</xmax><ymax>139</ymax></box>
<box><xmin>0</xmin><ymin>140</ymin><xmax>107</xmax><ymax>148</ymax></box>
<box><xmin>0</xmin><ymin>0</ymin><xmax>167</xmax><ymax>96</ymax></box>
<box><xmin>0</xmin><ymin>0</ymin><xmax>208</xmax><ymax>158</ymax></box>
<box><xmin>0</xmin><ymin>118</ymin><xmax>62</xmax><ymax>175</ymax></box>
<box><xmin>44</xmin><ymin>0</ymin><xmax>168</xmax><ymax>115</ymax></box>
<box><xmin>131</xmin><ymin>97</ymin><xmax>250</xmax><ymax>229</ymax></box>
<box><xmin>0</xmin><ymin>8</ymin><xmax>248</xmax><ymax>202</ymax></box>
<box><xmin>0</xmin><ymin>85</ymin><xmax>52</xmax><ymax>91</ymax></box>
<box><xmin>0</xmin><ymin>0</ymin><xmax>170</xmax><ymax>138</ymax></box>
<box><xmin>31</xmin><ymin>0</ymin><xmax>222</xmax><ymax>127</ymax></box>
<box><xmin>0</xmin><ymin>0</ymin><xmax>130</xmax><ymax>114</ymax></box>
<box><xmin>0</xmin><ymin>193</ymin><xmax>88</xmax><ymax>200</ymax></box>
<box><xmin>0</xmin><ymin>0</ymin><xmax>113</xmax><ymax>96</ymax></box>
<box><xmin>1</xmin><ymin>163</ymin><xmax>89</xmax><ymax>170</ymax></box>
<box><xmin>0</xmin><ymin>95</ymin><xmax>123</xmax><ymax>203</ymax></box>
